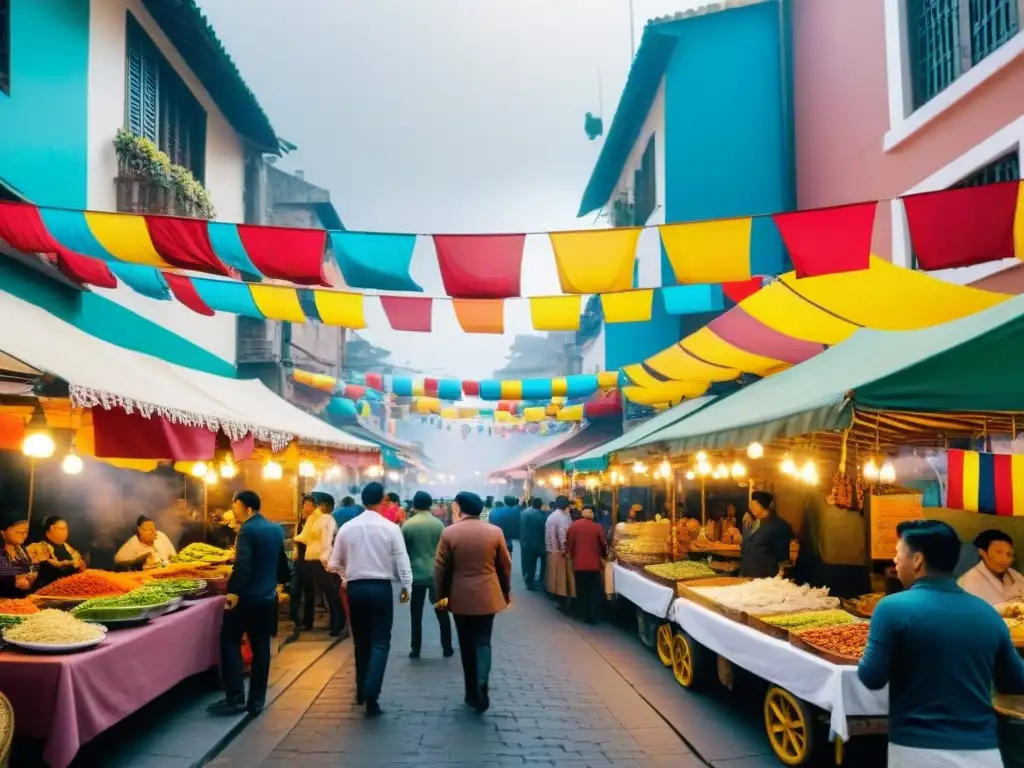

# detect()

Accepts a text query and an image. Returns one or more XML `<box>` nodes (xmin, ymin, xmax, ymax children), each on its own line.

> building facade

<box><xmin>792</xmin><ymin>0</ymin><xmax>1024</xmax><ymax>288</ymax></box>
<box><xmin>578</xmin><ymin>0</ymin><xmax>795</xmax><ymax>371</ymax></box>
<box><xmin>0</xmin><ymin>0</ymin><xmax>280</xmax><ymax>374</ymax></box>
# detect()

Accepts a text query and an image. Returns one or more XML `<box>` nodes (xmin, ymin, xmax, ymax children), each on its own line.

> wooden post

<box><xmin>668</xmin><ymin>468</ymin><xmax>678</xmax><ymax>560</ymax></box>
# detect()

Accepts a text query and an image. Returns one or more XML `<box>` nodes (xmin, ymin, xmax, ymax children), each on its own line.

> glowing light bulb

<box><xmin>632</xmin><ymin>461</ymin><xmax>648</xmax><ymax>475</ymax></box>
<box><xmin>863</xmin><ymin>459</ymin><xmax>880</xmax><ymax>482</ymax></box>
<box><xmin>22</xmin><ymin>431</ymin><xmax>55</xmax><ymax>459</ymax></box>
<box><xmin>879</xmin><ymin>460</ymin><xmax>896</xmax><ymax>484</ymax></box>
<box><xmin>262</xmin><ymin>461</ymin><xmax>283</xmax><ymax>481</ymax></box>
<box><xmin>191</xmin><ymin>462</ymin><xmax>208</xmax><ymax>478</ymax></box>
<box><xmin>747</xmin><ymin>442</ymin><xmax>764</xmax><ymax>459</ymax></box>
<box><xmin>205</xmin><ymin>469</ymin><xmax>218</xmax><ymax>485</ymax></box>
<box><xmin>781</xmin><ymin>457</ymin><xmax>797</xmax><ymax>476</ymax></box>
<box><xmin>536</xmin><ymin>478</ymin><xmax>547</xmax><ymax>488</ymax></box>
<box><xmin>715</xmin><ymin>463</ymin><xmax>728</xmax><ymax>477</ymax></box>
<box><xmin>695</xmin><ymin>451</ymin><xmax>708</xmax><ymax>463</ymax></box>
<box><xmin>61</xmin><ymin>453</ymin><xmax>83</xmax><ymax>475</ymax></box>
<box><xmin>551</xmin><ymin>475</ymin><xmax>564</xmax><ymax>489</ymax></box>
<box><xmin>731</xmin><ymin>461</ymin><xmax>746</xmax><ymax>479</ymax></box>
<box><xmin>220</xmin><ymin>461</ymin><xmax>237</xmax><ymax>479</ymax></box>
<box><xmin>697</xmin><ymin>461</ymin><xmax>712</xmax><ymax>477</ymax></box>
<box><xmin>658</xmin><ymin>460</ymin><xmax>672</xmax><ymax>477</ymax></box>
<box><xmin>585</xmin><ymin>476</ymin><xmax>598</xmax><ymax>489</ymax></box>
<box><xmin>326</xmin><ymin>465</ymin><xmax>342</xmax><ymax>480</ymax></box>
<box><xmin>800</xmin><ymin>461</ymin><xmax>818</xmax><ymax>486</ymax></box>
<box><xmin>685</xmin><ymin>470</ymin><xmax>696</xmax><ymax>480</ymax></box>
<box><xmin>298</xmin><ymin>460</ymin><xmax>316</xmax><ymax>478</ymax></box>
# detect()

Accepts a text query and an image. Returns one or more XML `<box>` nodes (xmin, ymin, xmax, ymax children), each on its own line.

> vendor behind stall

<box><xmin>740</xmin><ymin>491</ymin><xmax>792</xmax><ymax>578</ymax></box>
<box><xmin>958</xmin><ymin>530</ymin><xmax>1024</xmax><ymax>606</ymax></box>
<box><xmin>0</xmin><ymin>512</ymin><xmax>36</xmax><ymax>597</ymax></box>
<box><xmin>114</xmin><ymin>515</ymin><xmax>177</xmax><ymax>570</ymax></box>
<box><xmin>27</xmin><ymin>515</ymin><xmax>85</xmax><ymax>589</ymax></box>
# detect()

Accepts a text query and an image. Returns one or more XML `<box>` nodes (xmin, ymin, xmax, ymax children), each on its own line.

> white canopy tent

<box><xmin>0</xmin><ymin>289</ymin><xmax>376</xmax><ymax>453</ymax></box>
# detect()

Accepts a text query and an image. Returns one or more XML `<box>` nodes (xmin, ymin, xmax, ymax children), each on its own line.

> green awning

<box><xmin>628</xmin><ymin>293</ymin><xmax>1024</xmax><ymax>454</ymax></box>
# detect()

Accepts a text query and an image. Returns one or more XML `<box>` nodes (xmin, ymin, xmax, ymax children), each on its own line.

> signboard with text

<box><xmin>870</xmin><ymin>494</ymin><xmax>924</xmax><ymax>560</ymax></box>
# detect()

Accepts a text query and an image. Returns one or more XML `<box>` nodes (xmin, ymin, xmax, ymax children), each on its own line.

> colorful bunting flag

<box><xmin>313</xmin><ymin>291</ymin><xmax>366</xmax><ymax>328</ymax></box>
<box><xmin>191</xmin><ymin>278</ymin><xmax>263</xmax><ymax>318</ymax></box>
<box><xmin>452</xmin><ymin>299</ymin><xmax>504</xmax><ymax>334</ymax></box>
<box><xmin>773</xmin><ymin>202</ymin><xmax>875</xmax><ymax>278</ymax></box>
<box><xmin>237</xmin><ymin>224</ymin><xmax>327</xmax><ymax>285</ymax></box>
<box><xmin>549</xmin><ymin>228</ymin><xmax>640</xmax><ymax>294</ymax></box>
<box><xmin>145</xmin><ymin>216</ymin><xmax>229</xmax><ymax>274</ymax></box>
<box><xmin>661</xmin><ymin>284</ymin><xmax>724</xmax><ymax>316</ymax></box>
<box><xmin>165</xmin><ymin>273</ymin><xmax>214</xmax><ymax>316</ymax></box>
<box><xmin>660</xmin><ymin>217</ymin><xmax>752</xmax><ymax>284</ymax></box>
<box><xmin>683</xmin><ymin>327</ymin><xmax>787</xmax><ymax>376</ymax></box>
<box><xmin>109</xmin><ymin>264</ymin><xmax>169</xmax><ymax>300</ymax></box>
<box><xmin>249</xmin><ymin>284</ymin><xmax>307</xmax><ymax>323</ymax></box>
<box><xmin>946</xmin><ymin>448</ymin><xmax>1024</xmax><ymax>516</ymax></box>
<box><xmin>84</xmin><ymin>212</ymin><xmax>171</xmax><ymax>268</ymax></box>
<box><xmin>57</xmin><ymin>252</ymin><xmax>117</xmax><ymax>289</ymax></box>
<box><xmin>722</xmin><ymin>277</ymin><xmax>763</xmax><ymax>304</ymax></box>
<box><xmin>903</xmin><ymin>181</ymin><xmax>1019</xmax><ymax>271</ymax></box>
<box><xmin>529</xmin><ymin>295</ymin><xmax>581</xmax><ymax>331</ymax></box>
<box><xmin>380</xmin><ymin>296</ymin><xmax>432</xmax><ymax>332</ymax></box>
<box><xmin>433</xmin><ymin>234</ymin><xmax>525</xmax><ymax>298</ymax></box>
<box><xmin>331</xmin><ymin>231</ymin><xmax>422</xmax><ymax>292</ymax></box>
<box><xmin>600</xmin><ymin>289</ymin><xmax>654</xmax><ymax>323</ymax></box>
<box><xmin>207</xmin><ymin>222</ymin><xmax>261</xmax><ymax>276</ymax></box>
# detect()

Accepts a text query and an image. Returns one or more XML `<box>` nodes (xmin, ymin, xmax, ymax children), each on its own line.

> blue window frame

<box><xmin>908</xmin><ymin>0</ymin><xmax>1019</xmax><ymax>109</ymax></box>
<box><xmin>0</xmin><ymin>0</ymin><xmax>9</xmax><ymax>95</ymax></box>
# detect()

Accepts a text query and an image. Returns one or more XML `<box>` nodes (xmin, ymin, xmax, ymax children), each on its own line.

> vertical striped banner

<box><xmin>947</xmin><ymin>449</ymin><xmax>1024</xmax><ymax>515</ymax></box>
<box><xmin>978</xmin><ymin>450</ymin><xmax>996</xmax><ymax>515</ymax></box>
<box><xmin>961</xmin><ymin>449</ymin><xmax>980</xmax><ymax>513</ymax></box>
<box><xmin>1012</xmin><ymin>455</ymin><xmax>1024</xmax><ymax>516</ymax></box>
<box><xmin>946</xmin><ymin>449</ymin><xmax>966</xmax><ymax>511</ymax></box>
<box><xmin>994</xmin><ymin>452</ymin><xmax>1014</xmax><ymax>516</ymax></box>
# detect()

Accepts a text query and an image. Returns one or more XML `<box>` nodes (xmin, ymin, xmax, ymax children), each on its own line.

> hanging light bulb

<box><xmin>879</xmin><ymin>460</ymin><xmax>897</xmax><ymax>484</ymax></box>
<box><xmin>862</xmin><ymin>458</ymin><xmax>880</xmax><ymax>482</ymax></box>
<box><xmin>205</xmin><ymin>469</ymin><xmax>218</xmax><ymax>485</ymax></box>
<box><xmin>747</xmin><ymin>442</ymin><xmax>765</xmax><ymax>459</ymax></box>
<box><xmin>61</xmin><ymin>453</ymin><xmax>83</xmax><ymax>475</ymax></box>
<box><xmin>263</xmin><ymin>460</ymin><xmax>283</xmax><ymax>481</ymax></box>
<box><xmin>695</xmin><ymin>451</ymin><xmax>708</xmax><ymax>463</ymax></box>
<box><xmin>781</xmin><ymin>457</ymin><xmax>797</xmax><ymax>476</ymax></box>
<box><xmin>220</xmin><ymin>460</ymin><xmax>238</xmax><ymax>479</ymax></box>
<box><xmin>551</xmin><ymin>475</ymin><xmax>564</xmax><ymax>489</ymax></box>
<box><xmin>715</xmin><ymin>463</ymin><xmax>728</xmax><ymax>477</ymax></box>
<box><xmin>658</xmin><ymin>460</ymin><xmax>672</xmax><ymax>477</ymax></box>
<box><xmin>697</xmin><ymin>460</ymin><xmax>712</xmax><ymax>477</ymax></box>
<box><xmin>536</xmin><ymin>478</ymin><xmax>547</xmax><ymax>488</ymax></box>
<box><xmin>685</xmin><ymin>470</ymin><xmax>696</xmax><ymax>480</ymax></box>
<box><xmin>298</xmin><ymin>460</ymin><xmax>316</xmax><ymax>478</ymax></box>
<box><xmin>800</xmin><ymin>461</ymin><xmax>819</xmax><ymax>485</ymax></box>
<box><xmin>731</xmin><ymin>461</ymin><xmax>746</xmax><ymax>479</ymax></box>
<box><xmin>21</xmin><ymin>405</ymin><xmax>55</xmax><ymax>459</ymax></box>
<box><xmin>191</xmin><ymin>462</ymin><xmax>208</xmax><ymax>478</ymax></box>
<box><xmin>585</xmin><ymin>476</ymin><xmax>598</xmax><ymax>489</ymax></box>
<box><xmin>632</xmin><ymin>461</ymin><xmax>648</xmax><ymax>475</ymax></box>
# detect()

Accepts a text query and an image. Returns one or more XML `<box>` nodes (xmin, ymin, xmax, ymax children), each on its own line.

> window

<box><xmin>911</xmin><ymin>149</ymin><xmax>1020</xmax><ymax>267</ymax></box>
<box><xmin>125</xmin><ymin>14</ymin><xmax>206</xmax><ymax>181</ymax></box>
<box><xmin>0</xmin><ymin>0</ymin><xmax>9</xmax><ymax>95</ymax></box>
<box><xmin>633</xmin><ymin>136</ymin><xmax>657</xmax><ymax>226</ymax></box>
<box><xmin>908</xmin><ymin>0</ymin><xmax>1019</xmax><ymax>108</ymax></box>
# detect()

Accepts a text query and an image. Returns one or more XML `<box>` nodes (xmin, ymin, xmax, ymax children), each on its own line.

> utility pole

<box><xmin>629</xmin><ymin>0</ymin><xmax>636</xmax><ymax>60</ymax></box>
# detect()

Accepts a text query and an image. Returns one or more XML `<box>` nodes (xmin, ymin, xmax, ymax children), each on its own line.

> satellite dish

<box><xmin>585</xmin><ymin>112</ymin><xmax>604</xmax><ymax>141</ymax></box>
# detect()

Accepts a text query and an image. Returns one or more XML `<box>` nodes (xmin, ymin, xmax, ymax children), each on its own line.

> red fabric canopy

<box><xmin>773</xmin><ymin>202</ymin><xmax>875</xmax><ymax>278</ymax></box>
<box><xmin>433</xmin><ymin>234</ymin><xmax>525</xmax><ymax>298</ymax></box>
<box><xmin>145</xmin><ymin>215</ymin><xmax>230</xmax><ymax>275</ymax></box>
<box><xmin>165</xmin><ymin>273</ymin><xmax>214</xmax><ymax>316</ymax></box>
<box><xmin>92</xmin><ymin>408</ymin><xmax>217</xmax><ymax>460</ymax></box>
<box><xmin>722</xmin><ymin>277</ymin><xmax>762</xmax><ymax>304</ymax></box>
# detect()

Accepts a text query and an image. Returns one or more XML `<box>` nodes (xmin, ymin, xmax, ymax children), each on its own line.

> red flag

<box><xmin>722</xmin><ymin>277</ymin><xmax>762</xmax><ymax>304</ymax></box>
<box><xmin>773</xmin><ymin>202</ymin><xmax>875</xmax><ymax>278</ymax></box>
<box><xmin>380</xmin><ymin>296</ymin><xmax>432</xmax><ymax>332</ymax></box>
<box><xmin>462</xmin><ymin>380</ymin><xmax>480</xmax><ymax>397</ymax></box>
<box><xmin>56</xmin><ymin>253</ymin><xmax>118</xmax><ymax>289</ymax></box>
<box><xmin>903</xmin><ymin>182</ymin><xmax>1019</xmax><ymax>270</ymax></box>
<box><xmin>433</xmin><ymin>234</ymin><xmax>525</xmax><ymax>298</ymax></box>
<box><xmin>92</xmin><ymin>408</ymin><xmax>216</xmax><ymax>460</ymax></box>
<box><xmin>365</xmin><ymin>373</ymin><xmax>384</xmax><ymax>391</ymax></box>
<box><xmin>0</xmin><ymin>202</ymin><xmax>63</xmax><ymax>253</ymax></box>
<box><xmin>165</xmin><ymin>274</ymin><xmax>215</xmax><ymax>316</ymax></box>
<box><xmin>236</xmin><ymin>224</ymin><xmax>327</xmax><ymax>285</ymax></box>
<box><xmin>424</xmin><ymin>377</ymin><xmax>439</xmax><ymax>397</ymax></box>
<box><xmin>146</xmin><ymin>215</ymin><xmax>230</xmax><ymax>275</ymax></box>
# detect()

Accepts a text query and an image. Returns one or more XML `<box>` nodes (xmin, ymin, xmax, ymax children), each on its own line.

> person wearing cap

<box><xmin>327</xmin><ymin>482</ymin><xmax>412</xmax><ymax>717</ymax></box>
<box><xmin>740</xmin><ymin>491</ymin><xmax>792</xmax><ymax>579</ymax></box>
<box><xmin>544</xmin><ymin>496</ymin><xmax>575</xmax><ymax>613</ymax></box>
<box><xmin>959</xmin><ymin>529</ymin><xmax>1024</xmax><ymax>607</ymax></box>
<box><xmin>402</xmin><ymin>491</ymin><xmax>453</xmax><ymax>659</ymax></box>
<box><xmin>434</xmin><ymin>491</ymin><xmax>512</xmax><ymax>713</ymax></box>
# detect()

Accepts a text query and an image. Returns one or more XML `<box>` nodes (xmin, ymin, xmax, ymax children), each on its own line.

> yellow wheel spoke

<box><xmin>769</xmin><ymin>700</ymin><xmax>786</xmax><ymax>724</ymax></box>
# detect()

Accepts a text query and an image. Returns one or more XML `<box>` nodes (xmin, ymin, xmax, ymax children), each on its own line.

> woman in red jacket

<box><xmin>564</xmin><ymin>506</ymin><xmax>608</xmax><ymax>624</ymax></box>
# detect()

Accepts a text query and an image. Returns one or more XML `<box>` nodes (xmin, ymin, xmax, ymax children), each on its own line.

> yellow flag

<box><xmin>659</xmin><ymin>218</ymin><xmax>752</xmax><ymax>284</ymax></box>
<box><xmin>601</xmin><ymin>289</ymin><xmax>654</xmax><ymax>323</ymax></box>
<box><xmin>550</xmin><ymin>228</ymin><xmax>641</xmax><ymax>294</ymax></box>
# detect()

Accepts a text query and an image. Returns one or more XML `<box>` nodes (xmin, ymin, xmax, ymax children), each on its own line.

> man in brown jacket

<box><xmin>434</xmin><ymin>491</ymin><xmax>512</xmax><ymax>714</ymax></box>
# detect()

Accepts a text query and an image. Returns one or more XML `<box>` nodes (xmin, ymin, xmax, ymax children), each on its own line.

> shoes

<box><xmin>355</xmin><ymin>693</ymin><xmax>365</xmax><ymax>706</ymax></box>
<box><xmin>207</xmin><ymin>698</ymin><xmax>245</xmax><ymax>716</ymax></box>
<box><xmin>442</xmin><ymin>647</ymin><xmax>455</xmax><ymax>658</ymax></box>
<box><xmin>247</xmin><ymin>703</ymin><xmax>264</xmax><ymax>717</ymax></box>
<box><xmin>365</xmin><ymin>699</ymin><xmax>383</xmax><ymax>718</ymax></box>
<box><xmin>409</xmin><ymin>649</ymin><xmax>420</xmax><ymax>659</ymax></box>
<box><xmin>474</xmin><ymin>684</ymin><xmax>490</xmax><ymax>714</ymax></box>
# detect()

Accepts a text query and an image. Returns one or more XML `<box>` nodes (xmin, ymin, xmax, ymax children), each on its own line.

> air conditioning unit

<box><xmin>237</xmin><ymin>317</ymin><xmax>281</xmax><ymax>363</ymax></box>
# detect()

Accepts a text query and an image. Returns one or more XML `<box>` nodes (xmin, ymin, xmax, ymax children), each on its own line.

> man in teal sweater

<box><xmin>402</xmin><ymin>491</ymin><xmax>453</xmax><ymax>659</ymax></box>
<box><xmin>859</xmin><ymin>519</ymin><xmax>1024</xmax><ymax>767</ymax></box>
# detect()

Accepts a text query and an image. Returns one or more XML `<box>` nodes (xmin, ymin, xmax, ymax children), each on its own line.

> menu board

<box><xmin>870</xmin><ymin>494</ymin><xmax>924</xmax><ymax>560</ymax></box>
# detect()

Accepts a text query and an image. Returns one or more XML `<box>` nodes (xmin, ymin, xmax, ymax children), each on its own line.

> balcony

<box><xmin>115</xmin><ymin>176</ymin><xmax>208</xmax><ymax>218</ymax></box>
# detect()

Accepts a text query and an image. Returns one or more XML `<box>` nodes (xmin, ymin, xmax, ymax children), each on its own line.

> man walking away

<box><xmin>402</xmin><ymin>490</ymin><xmax>453</xmax><ymax>659</ymax></box>
<box><xmin>209</xmin><ymin>490</ymin><xmax>284</xmax><ymax>717</ymax></box>
<box><xmin>545</xmin><ymin>496</ymin><xmax>574</xmax><ymax>612</ymax></box>
<box><xmin>328</xmin><ymin>482</ymin><xmax>412</xmax><ymax>717</ymax></box>
<box><xmin>565</xmin><ymin>506</ymin><xmax>608</xmax><ymax>624</ymax></box>
<box><xmin>313</xmin><ymin>493</ymin><xmax>346</xmax><ymax>639</ymax></box>
<box><xmin>333</xmin><ymin>495</ymin><xmax>362</xmax><ymax>529</ymax></box>
<box><xmin>488</xmin><ymin>497</ymin><xmax>517</xmax><ymax>556</ymax></box>
<box><xmin>859</xmin><ymin>519</ymin><xmax>1024</xmax><ymax>767</ymax></box>
<box><xmin>434</xmin><ymin>491</ymin><xmax>512</xmax><ymax>714</ymax></box>
<box><xmin>520</xmin><ymin>497</ymin><xmax>547</xmax><ymax>591</ymax></box>
<box><xmin>288</xmin><ymin>494</ymin><xmax>317</xmax><ymax>640</ymax></box>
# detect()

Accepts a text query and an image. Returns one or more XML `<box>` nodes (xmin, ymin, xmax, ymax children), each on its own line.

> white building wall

<box><xmin>87</xmin><ymin>0</ymin><xmax>244</xmax><ymax>366</ymax></box>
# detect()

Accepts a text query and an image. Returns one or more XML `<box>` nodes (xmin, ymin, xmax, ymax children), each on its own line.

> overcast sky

<box><xmin>198</xmin><ymin>0</ymin><xmax>701</xmax><ymax>378</ymax></box>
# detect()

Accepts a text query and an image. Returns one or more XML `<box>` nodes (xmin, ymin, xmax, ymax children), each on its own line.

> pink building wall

<box><xmin>792</xmin><ymin>0</ymin><xmax>1024</xmax><ymax>287</ymax></box>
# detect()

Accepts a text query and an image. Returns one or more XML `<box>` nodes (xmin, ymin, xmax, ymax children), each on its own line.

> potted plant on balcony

<box><xmin>114</xmin><ymin>128</ymin><xmax>214</xmax><ymax>219</ymax></box>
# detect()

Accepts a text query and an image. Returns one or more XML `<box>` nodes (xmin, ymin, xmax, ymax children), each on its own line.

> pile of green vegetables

<box><xmin>761</xmin><ymin>609</ymin><xmax>857</xmax><ymax>632</ymax></box>
<box><xmin>0</xmin><ymin>615</ymin><xmax>25</xmax><ymax>630</ymax></box>
<box><xmin>71</xmin><ymin>579</ymin><xmax>202</xmax><ymax>621</ymax></box>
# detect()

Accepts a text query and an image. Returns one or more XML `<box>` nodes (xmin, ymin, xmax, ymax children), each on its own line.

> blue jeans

<box><xmin>346</xmin><ymin>580</ymin><xmax>394</xmax><ymax>702</ymax></box>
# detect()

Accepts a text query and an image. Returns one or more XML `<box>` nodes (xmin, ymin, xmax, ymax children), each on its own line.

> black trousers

<box><xmin>520</xmin><ymin>545</ymin><xmax>545</xmax><ymax>588</ymax></box>
<box><xmin>573</xmin><ymin>570</ymin><xmax>602</xmax><ymax>623</ymax></box>
<box><xmin>220</xmin><ymin>597</ymin><xmax>277</xmax><ymax>709</ymax></box>
<box><xmin>347</xmin><ymin>579</ymin><xmax>394</xmax><ymax>701</ymax></box>
<box><xmin>312</xmin><ymin>561</ymin><xmax>345</xmax><ymax>634</ymax></box>
<box><xmin>290</xmin><ymin>560</ymin><xmax>316</xmax><ymax>629</ymax></box>
<box><xmin>453</xmin><ymin>613</ymin><xmax>495</xmax><ymax>701</ymax></box>
<box><xmin>410</xmin><ymin>583</ymin><xmax>452</xmax><ymax>653</ymax></box>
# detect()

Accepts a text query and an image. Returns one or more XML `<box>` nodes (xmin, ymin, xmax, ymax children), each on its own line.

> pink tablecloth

<box><xmin>0</xmin><ymin>596</ymin><xmax>224</xmax><ymax>768</ymax></box>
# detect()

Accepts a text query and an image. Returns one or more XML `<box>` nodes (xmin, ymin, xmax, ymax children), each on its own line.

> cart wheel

<box><xmin>671</xmin><ymin>631</ymin><xmax>711</xmax><ymax>689</ymax></box>
<box><xmin>655</xmin><ymin>623</ymin><xmax>673</xmax><ymax>666</ymax></box>
<box><xmin>636</xmin><ymin>608</ymin><xmax>657</xmax><ymax>649</ymax></box>
<box><xmin>764</xmin><ymin>686</ymin><xmax>815</xmax><ymax>766</ymax></box>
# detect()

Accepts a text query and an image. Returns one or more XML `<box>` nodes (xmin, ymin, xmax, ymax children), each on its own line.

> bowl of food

<box><xmin>2</xmin><ymin>609</ymin><xmax>106</xmax><ymax>653</ymax></box>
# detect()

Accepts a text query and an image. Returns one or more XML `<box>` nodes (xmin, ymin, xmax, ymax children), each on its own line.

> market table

<box><xmin>1</xmin><ymin>596</ymin><xmax>224</xmax><ymax>768</ymax></box>
<box><xmin>669</xmin><ymin>597</ymin><xmax>888</xmax><ymax>742</ymax></box>
<box><xmin>613</xmin><ymin>563</ymin><xmax>676</xmax><ymax>618</ymax></box>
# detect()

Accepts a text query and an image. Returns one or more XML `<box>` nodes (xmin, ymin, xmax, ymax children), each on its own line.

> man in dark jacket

<box><xmin>519</xmin><ymin>497</ymin><xmax>547</xmax><ymax>591</ymax></box>
<box><xmin>740</xmin><ymin>491</ymin><xmax>793</xmax><ymax>579</ymax></box>
<box><xmin>402</xmin><ymin>491</ymin><xmax>453</xmax><ymax>659</ymax></box>
<box><xmin>210</xmin><ymin>490</ymin><xmax>285</xmax><ymax>716</ymax></box>
<box><xmin>487</xmin><ymin>496</ymin><xmax>520</xmax><ymax>554</ymax></box>
<box><xmin>565</xmin><ymin>506</ymin><xmax>608</xmax><ymax>623</ymax></box>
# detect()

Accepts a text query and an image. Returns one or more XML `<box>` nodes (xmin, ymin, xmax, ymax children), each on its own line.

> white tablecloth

<box><xmin>669</xmin><ymin>598</ymin><xmax>888</xmax><ymax>741</ymax></box>
<box><xmin>613</xmin><ymin>564</ymin><xmax>676</xmax><ymax>618</ymax></box>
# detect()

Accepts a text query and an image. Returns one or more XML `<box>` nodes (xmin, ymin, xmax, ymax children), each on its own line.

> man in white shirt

<box><xmin>959</xmin><ymin>529</ymin><xmax>1024</xmax><ymax>607</ymax></box>
<box><xmin>287</xmin><ymin>495</ymin><xmax>319</xmax><ymax>638</ymax></box>
<box><xmin>114</xmin><ymin>515</ymin><xmax>177</xmax><ymax>570</ymax></box>
<box><xmin>327</xmin><ymin>482</ymin><xmax>412</xmax><ymax>717</ymax></box>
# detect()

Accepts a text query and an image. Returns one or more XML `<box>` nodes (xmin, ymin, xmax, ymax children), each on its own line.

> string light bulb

<box><xmin>879</xmin><ymin>460</ymin><xmax>896</xmax><ymax>484</ymax></box>
<box><xmin>551</xmin><ymin>475</ymin><xmax>564</xmax><ymax>489</ymax></box>
<box><xmin>262</xmin><ymin>460</ymin><xmax>283</xmax><ymax>481</ymax></box>
<box><xmin>695</xmin><ymin>451</ymin><xmax>708</xmax><ymax>463</ymax></box>
<box><xmin>697</xmin><ymin>461</ymin><xmax>712</xmax><ymax>477</ymax></box>
<box><xmin>632</xmin><ymin>461</ymin><xmax>648</xmax><ymax>475</ymax></box>
<box><xmin>219</xmin><ymin>460</ymin><xmax>237</xmax><ymax>479</ymax></box>
<box><xmin>862</xmin><ymin>459</ymin><xmax>880</xmax><ymax>482</ymax></box>
<box><xmin>61</xmin><ymin>453</ymin><xmax>83</xmax><ymax>475</ymax></box>
<box><xmin>731</xmin><ymin>461</ymin><xmax>746</xmax><ymax>479</ymax></box>
<box><xmin>205</xmin><ymin>469</ymin><xmax>218</xmax><ymax>485</ymax></box>
<box><xmin>658</xmin><ymin>460</ymin><xmax>672</xmax><ymax>477</ymax></box>
<box><xmin>326</xmin><ymin>465</ymin><xmax>342</xmax><ymax>480</ymax></box>
<box><xmin>585</xmin><ymin>476</ymin><xmax>598</xmax><ymax>489</ymax></box>
<box><xmin>298</xmin><ymin>460</ymin><xmax>316</xmax><ymax>478</ymax></box>
<box><xmin>685</xmin><ymin>470</ymin><xmax>696</xmax><ymax>481</ymax></box>
<box><xmin>781</xmin><ymin>457</ymin><xmax>797</xmax><ymax>476</ymax></box>
<box><xmin>800</xmin><ymin>461</ymin><xmax>819</xmax><ymax>486</ymax></box>
<box><xmin>747</xmin><ymin>442</ymin><xmax>764</xmax><ymax>459</ymax></box>
<box><xmin>387</xmin><ymin>470</ymin><xmax>400</xmax><ymax>482</ymax></box>
<box><xmin>190</xmin><ymin>462</ymin><xmax>208</xmax><ymax>478</ymax></box>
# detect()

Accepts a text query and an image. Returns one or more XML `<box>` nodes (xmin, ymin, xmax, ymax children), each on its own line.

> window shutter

<box><xmin>140</xmin><ymin>49</ymin><xmax>159</xmax><ymax>142</ymax></box>
<box><xmin>126</xmin><ymin>33</ymin><xmax>144</xmax><ymax>136</ymax></box>
<box><xmin>126</xmin><ymin>20</ymin><xmax>159</xmax><ymax>142</ymax></box>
